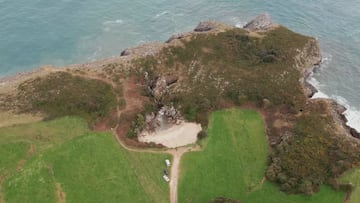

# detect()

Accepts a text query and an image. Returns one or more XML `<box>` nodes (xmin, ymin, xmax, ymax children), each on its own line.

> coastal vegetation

<box><xmin>4</xmin><ymin>72</ymin><xmax>118</xmax><ymax>125</ymax></box>
<box><xmin>179</xmin><ymin>109</ymin><xmax>345</xmax><ymax>203</ymax></box>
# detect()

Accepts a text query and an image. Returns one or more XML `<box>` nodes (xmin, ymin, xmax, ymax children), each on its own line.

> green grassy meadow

<box><xmin>0</xmin><ymin>117</ymin><xmax>170</xmax><ymax>203</ymax></box>
<box><xmin>178</xmin><ymin>109</ymin><xmax>345</xmax><ymax>203</ymax></box>
<box><xmin>341</xmin><ymin>169</ymin><xmax>360</xmax><ymax>203</ymax></box>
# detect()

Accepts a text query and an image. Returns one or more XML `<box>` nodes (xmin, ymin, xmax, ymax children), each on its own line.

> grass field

<box><xmin>340</xmin><ymin>168</ymin><xmax>360</xmax><ymax>203</ymax></box>
<box><xmin>178</xmin><ymin>109</ymin><xmax>345</xmax><ymax>203</ymax></box>
<box><xmin>0</xmin><ymin>117</ymin><xmax>170</xmax><ymax>203</ymax></box>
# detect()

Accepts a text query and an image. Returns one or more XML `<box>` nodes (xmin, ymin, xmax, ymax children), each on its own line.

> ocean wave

<box><xmin>102</xmin><ymin>19</ymin><xmax>124</xmax><ymax>25</ymax></box>
<box><xmin>311</xmin><ymin>87</ymin><xmax>360</xmax><ymax>132</ymax></box>
<box><xmin>87</xmin><ymin>46</ymin><xmax>102</xmax><ymax>61</ymax></box>
<box><xmin>235</xmin><ymin>21</ymin><xmax>246</xmax><ymax>28</ymax></box>
<box><xmin>333</xmin><ymin>95</ymin><xmax>360</xmax><ymax>132</ymax></box>
<box><xmin>155</xmin><ymin>11</ymin><xmax>169</xmax><ymax>18</ymax></box>
<box><xmin>228</xmin><ymin>16</ymin><xmax>246</xmax><ymax>28</ymax></box>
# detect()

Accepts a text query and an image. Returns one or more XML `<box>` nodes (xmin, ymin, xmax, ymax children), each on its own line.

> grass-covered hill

<box><xmin>0</xmin><ymin>17</ymin><xmax>359</xmax><ymax>199</ymax></box>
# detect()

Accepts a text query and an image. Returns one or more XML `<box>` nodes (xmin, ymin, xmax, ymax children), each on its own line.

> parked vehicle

<box><xmin>163</xmin><ymin>169</ymin><xmax>169</xmax><ymax>175</ymax></box>
<box><xmin>165</xmin><ymin>159</ymin><xmax>171</xmax><ymax>167</ymax></box>
<box><xmin>163</xmin><ymin>175</ymin><xmax>170</xmax><ymax>182</ymax></box>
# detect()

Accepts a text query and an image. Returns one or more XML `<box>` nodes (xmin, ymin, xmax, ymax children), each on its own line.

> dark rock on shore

<box><xmin>120</xmin><ymin>49</ymin><xmax>131</xmax><ymax>56</ymax></box>
<box><xmin>194</xmin><ymin>21</ymin><xmax>217</xmax><ymax>32</ymax></box>
<box><xmin>330</xmin><ymin>100</ymin><xmax>360</xmax><ymax>139</ymax></box>
<box><xmin>351</xmin><ymin>128</ymin><xmax>360</xmax><ymax>139</ymax></box>
<box><xmin>166</xmin><ymin>33</ymin><xmax>191</xmax><ymax>43</ymax></box>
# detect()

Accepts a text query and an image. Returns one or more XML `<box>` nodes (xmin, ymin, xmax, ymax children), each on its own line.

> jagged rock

<box><xmin>334</xmin><ymin>103</ymin><xmax>347</xmax><ymax>115</ymax></box>
<box><xmin>165</xmin><ymin>76</ymin><xmax>178</xmax><ymax>86</ymax></box>
<box><xmin>295</xmin><ymin>40</ymin><xmax>322</xmax><ymax>71</ymax></box>
<box><xmin>143</xmin><ymin>105</ymin><xmax>183</xmax><ymax>132</ymax></box>
<box><xmin>120</xmin><ymin>48</ymin><xmax>131</xmax><ymax>56</ymax></box>
<box><xmin>304</xmin><ymin>81</ymin><xmax>318</xmax><ymax>98</ymax></box>
<box><xmin>152</xmin><ymin>76</ymin><xmax>168</xmax><ymax>102</ymax></box>
<box><xmin>166</xmin><ymin>32</ymin><xmax>191</xmax><ymax>43</ymax></box>
<box><xmin>350</xmin><ymin>128</ymin><xmax>360</xmax><ymax>139</ymax></box>
<box><xmin>147</xmin><ymin>75</ymin><xmax>178</xmax><ymax>104</ymax></box>
<box><xmin>120</xmin><ymin>42</ymin><xmax>164</xmax><ymax>57</ymax></box>
<box><xmin>194</xmin><ymin>21</ymin><xmax>217</xmax><ymax>32</ymax></box>
<box><xmin>244</xmin><ymin>13</ymin><xmax>275</xmax><ymax>31</ymax></box>
<box><xmin>159</xmin><ymin>105</ymin><xmax>182</xmax><ymax>121</ymax></box>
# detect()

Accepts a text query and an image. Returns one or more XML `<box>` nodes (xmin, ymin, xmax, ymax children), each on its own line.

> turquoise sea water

<box><xmin>0</xmin><ymin>0</ymin><xmax>359</xmax><ymax>130</ymax></box>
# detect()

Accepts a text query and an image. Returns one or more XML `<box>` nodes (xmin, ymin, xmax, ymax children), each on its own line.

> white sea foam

<box><xmin>102</xmin><ymin>19</ymin><xmax>124</xmax><ymax>25</ymax></box>
<box><xmin>235</xmin><ymin>22</ymin><xmax>246</xmax><ymax>28</ymax></box>
<box><xmin>155</xmin><ymin>11</ymin><xmax>169</xmax><ymax>18</ymax></box>
<box><xmin>308</xmin><ymin>54</ymin><xmax>360</xmax><ymax>132</ymax></box>
<box><xmin>333</xmin><ymin>95</ymin><xmax>360</xmax><ymax>132</ymax></box>
<box><xmin>229</xmin><ymin>17</ymin><xmax>246</xmax><ymax>28</ymax></box>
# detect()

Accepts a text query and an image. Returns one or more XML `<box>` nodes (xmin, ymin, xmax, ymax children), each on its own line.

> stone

<box><xmin>244</xmin><ymin>13</ymin><xmax>275</xmax><ymax>31</ymax></box>
<box><xmin>194</xmin><ymin>21</ymin><xmax>217</xmax><ymax>32</ymax></box>
<box><xmin>350</xmin><ymin>128</ymin><xmax>360</xmax><ymax>139</ymax></box>
<box><xmin>166</xmin><ymin>33</ymin><xmax>190</xmax><ymax>43</ymax></box>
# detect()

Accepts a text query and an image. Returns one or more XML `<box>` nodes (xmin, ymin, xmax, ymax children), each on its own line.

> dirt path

<box><xmin>167</xmin><ymin>146</ymin><xmax>200</xmax><ymax>203</ymax></box>
<box><xmin>0</xmin><ymin>176</ymin><xmax>5</xmax><ymax>203</ymax></box>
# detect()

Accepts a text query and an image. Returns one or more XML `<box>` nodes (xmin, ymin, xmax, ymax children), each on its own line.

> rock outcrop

<box><xmin>194</xmin><ymin>21</ymin><xmax>218</xmax><ymax>32</ymax></box>
<box><xmin>120</xmin><ymin>42</ymin><xmax>166</xmax><ymax>58</ymax></box>
<box><xmin>144</xmin><ymin>105</ymin><xmax>183</xmax><ymax>132</ymax></box>
<box><xmin>146</xmin><ymin>74</ymin><xmax>178</xmax><ymax>105</ymax></box>
<box><xmin>244</xmin><ymin>13</ymin><xmax>276</xmax><ymax>31</ymax></box>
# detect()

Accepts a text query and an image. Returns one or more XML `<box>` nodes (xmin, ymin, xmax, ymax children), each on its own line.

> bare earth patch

<box><xmin>56</xmin><ymin>182</ymin><xmax>66</xmax><ymax>203</ymax></box>
<box><xmin>0</xmin><ymin>175</ymin><xmax>5</xmax><ymax>203</ymax></box>
<box><xmin>138</xmin><ymin>122</ymin><xmax>202</xmax><ymax>148</ymax></box>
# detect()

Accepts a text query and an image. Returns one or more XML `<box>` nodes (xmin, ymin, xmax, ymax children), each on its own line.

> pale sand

<box><xmin>138</xmin><ymin>122</ymin><xmax>202</xmax><ymax>148</ymax></box>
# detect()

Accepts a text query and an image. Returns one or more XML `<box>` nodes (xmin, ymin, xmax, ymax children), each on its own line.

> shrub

<box><xmin>15</xmin><ymin>72</ymin><xmax>117</xmax><ymax>124</ymax></box>
<box><xmin>197</xmin><ymin>130</ymin><xmax>208</xmax><ymax>140</ymax></box>
<box><xmin>209</xmin><ymin>197</ymin><xmax>241</xmax><ymax>203</ymax></box>
<box><xmin>262</xmin><ymin>54</ymin><xmax>276</xmax><ymax>63</ymax></box>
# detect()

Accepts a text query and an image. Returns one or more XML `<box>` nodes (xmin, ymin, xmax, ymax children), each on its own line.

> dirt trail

<box><xmin>0</xmin><ymin>176</ymin><xmax>5</xmax><ymax>203</ymax></box>
<box><xmin>167</xmin><ymin>146</ymin><xmax>200</xmax><ymax>203</ymax></box>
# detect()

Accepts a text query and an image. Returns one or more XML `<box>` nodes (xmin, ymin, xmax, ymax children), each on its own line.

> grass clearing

<box><xmin>178</xmin><ymin>109</ymin><xmax>345</xmax><ymax>203</ymax></box>
<box><xmin>0</xmin><ymin>111</ymin><xmax>43</xmax><ymax>128</ymax></box>
<box><xmin>0</xmin><ymin>117</ymin><xmax>170</xmax><ymax>203</ymax></box>
<box><xmin>0</xmin><ymin>116</ymin><xmax>90</xmax><ymax>151</ymax></box>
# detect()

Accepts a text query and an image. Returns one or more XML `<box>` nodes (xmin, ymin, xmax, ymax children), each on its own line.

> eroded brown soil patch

<box><xmin>56</xmin><ymin>183</ymin><xmax>66</xmax><ymax>203</ymax></box>
<box><xmin>16</xmin><ymin>144</ymin><xmax>36</xmax><ymax>172</ymax></box>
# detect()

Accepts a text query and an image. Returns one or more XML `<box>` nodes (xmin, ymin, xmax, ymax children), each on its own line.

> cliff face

<box><xmin>0</xmin><ymin>14</ymin><xmax>359</xmax><ymax>195</ymax></box>
<box><xmin>294</xmin><ymin>38</ymin><xmax>321</xmax><ymax>98</ymax></box>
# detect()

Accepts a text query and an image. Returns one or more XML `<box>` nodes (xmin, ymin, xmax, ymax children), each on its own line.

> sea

<box><xmin>0</xmin><ymin>0</ymin><xmax>359</xmax><ymax>131</ymax></box>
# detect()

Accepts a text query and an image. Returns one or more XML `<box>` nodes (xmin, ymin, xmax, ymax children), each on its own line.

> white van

<box><xmin>165</xmin><ymin>159</ymin><xmax>171</xmax><ymax>167</ymax></box>
<box><xmin>163</xmin><ymin>175</ymin><xmax>170</xmax><ymax>182</ymax></box>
